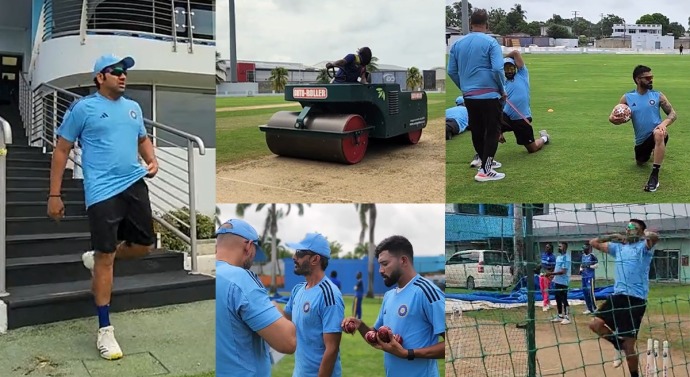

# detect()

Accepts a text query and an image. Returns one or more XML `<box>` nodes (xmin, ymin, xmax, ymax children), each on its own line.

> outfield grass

<box><xmin>216</xmin><ymin>92</ymin><xmax>446</xmax><ymax>166</ymax></box>
<box><xmin>271</xmin><ymin>296</ymin><xmax>445</xmax><ymax>377</ymax></box>
<box><xmin>446</xmin><ymin>54</ymin><xmax>690</xmax><ymax>202</ymax></box>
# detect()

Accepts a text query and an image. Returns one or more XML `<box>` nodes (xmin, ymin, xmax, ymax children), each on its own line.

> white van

<box><xmin>445</xmin><ymin>250</ymin><xmax>514</xmax><ymax>289</ymax></box>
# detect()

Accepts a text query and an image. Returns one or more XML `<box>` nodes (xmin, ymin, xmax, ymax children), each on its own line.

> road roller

<box><xmin>258</xmin><ymin>82</ymin><xmax>428</xmax><ymax>164</ymax></box>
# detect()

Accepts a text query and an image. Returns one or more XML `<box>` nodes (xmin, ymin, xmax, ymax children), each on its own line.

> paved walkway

<box><xmin>0</xmin><ymin>300</ymin><xmax>215</xmax><ymax>376</ymax></box>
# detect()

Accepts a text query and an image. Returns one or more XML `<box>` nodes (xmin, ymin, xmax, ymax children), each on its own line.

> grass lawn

<box><xmin>446</xmin><ymin>54</ymin><xmax>690</xmax><ymax>202</ymax></box>
<box><xmin>271</xmin><ymin>296</ymin><xmax>445</xmax><ymax>377</ymax></box>
<box><xmin>216</xmin><ymin>92</ymin><xmax>446</xmax><ymax>166</ymax></box>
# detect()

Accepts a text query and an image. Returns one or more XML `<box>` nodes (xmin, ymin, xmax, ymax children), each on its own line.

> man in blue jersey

<box><xmin>448</xmin><ymin>9</ymin><xmax>507</xmax><ymax>182</ymax></box>
<box><xmin>326</xmin><ymin>47</ymin><xmax>372</xmax><ymax>84</ymax></box>
<box><xmin>284</xmin><ymin>233</ymin><xmax>344</xmax><ymax>377</ymax></box>
<box><xmin>341</xmin><ymin>235</ymin><xmax>445</xmax><ymax>377</ymax></box>
<box><xmin>215</xmin><ymin>219</ymin><xmax>296</xmax><ymax>377</ymax></box>
<box><xmin>588</xmin><ymin>219</ymin><xmax>659</xmax><ymax>377</ymax></box>
<box><xmin>446</xmin><ymin>96</ymin><xmax>469</xmax><ymax>140</ymax></box>
<box><xmin>538</xmin><ymin>243</ymin><xmax>556</xmax><ymax>311</ymax></box>
<box><xmin>498</xmin><ymin>50</ymin><xmax>549</xmax><ymax>153</ymax></box>
<box><xmin>353</xmin><ymin>271</ymin><xmax>364</xmax><ymax>319</ymax></box>
<box><xmin>330</xmin><ymin>270</ymin><xmax>342</xmax><ymax>290</ymax></box>
<box><xmin>609</xmin><ymin>65</ymin><xmax>677</xmax><ymax>192</ymax></box>
<box><xmin>579</xmin><ymin>243</ymin><xmax>599</xmax><ymax>314</ymax></box>
<box><xmin>544</xmin><ymin>242</ymin><xmax>572</xmax><ymax>325</ymax></box>
<box><xmin>48</xmin><ymin>54</ymin><xmax>159</xmax><ymax>360</ymax></box>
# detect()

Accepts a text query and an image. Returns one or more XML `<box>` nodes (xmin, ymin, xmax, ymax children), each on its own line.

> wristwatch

<box><xmin>407</xmin><ymin>349</ymin><xmax>415</xmax><ymax>360</ymax></box>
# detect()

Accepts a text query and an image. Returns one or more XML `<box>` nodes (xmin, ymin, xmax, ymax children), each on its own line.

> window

<box><xmin>483</xmin><ymin>251</ymin><xmax>511</xmax><ymax>266</ymax></box>
<box><xmin>155</xmin><ymin>86</ymin><xmax>216</xmax><ymax>148</ymax></box>
<box><xmin>485</xmin><ymin>204</ymin><xmax>509</xmax><ymax>217</ymax></box>
<box><xmin>2</xmin><ymin>57</ymin><xmax>18</xmax><ymax>66</ymax></box>
<box><xmin>456</xmin><ymin>204</ymin><xmax>479</xmax><ymax>214</ymax></box>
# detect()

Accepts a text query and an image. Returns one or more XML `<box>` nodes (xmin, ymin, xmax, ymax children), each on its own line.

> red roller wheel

<box><xmin>340</xmin><ymin>115</ymin><xmax>369</xmax><ymax>164</ymax></box>
<box><xmin>406</xmin><ymin>129</ymin><xmax>423</xmax><ymax>144</ymax></box>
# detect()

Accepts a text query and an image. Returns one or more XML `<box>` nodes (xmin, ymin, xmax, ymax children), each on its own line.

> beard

<box><xmin>243</xmin><ymin>259</ymin><xmax>253</xmax><ymax>270</ymax></box>
<box><xmin>641</xmin><ymin>82</ymin><xmax>653</xmax><ymax>90</ymax></box>
<box><xmin>382</xmin><ymin>268</ymin><xmax>402</xmax><ymax>287</ymax></box>
<box><xmin>294</xmin><ymin>260</ymin><xmax>310</xmax><ymax>276</ymax></box>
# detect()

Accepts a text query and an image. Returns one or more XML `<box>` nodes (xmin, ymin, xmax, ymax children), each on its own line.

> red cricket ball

<box><xmin>377</xmin><ymin>326</ymin><xmax>392</xmax><ymax>343</ymax></box>
<box><xmin>365</xmin><ymin>330</ymin><xmax>378</xmax><ymax>345</ymax></box>
<box><xmin>344</xmin><ymin>320</ymin><xmax>357</xmax><ymax>334</ymax></box>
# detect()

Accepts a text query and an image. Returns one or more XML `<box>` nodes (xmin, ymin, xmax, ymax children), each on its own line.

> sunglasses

<box><xmin>102</xmin><ymin>67</ymin><xmax>127</xmax><ymax>77</ymax></box>
<box><xmin>295</xmin><ymin>250</ymin><xmax>316</xmax><ymax>258</ymax></box>
<box><xmin>637</xmin><ymin>75</ymin><xmax>653</xmax><ymax>81</ymax></box>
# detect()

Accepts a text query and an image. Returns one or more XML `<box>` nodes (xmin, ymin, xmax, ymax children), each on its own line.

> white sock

<box><xmin>541</xmin><ymin>135</ymin><xmax>548</xmax><ymax>142</ymax></box>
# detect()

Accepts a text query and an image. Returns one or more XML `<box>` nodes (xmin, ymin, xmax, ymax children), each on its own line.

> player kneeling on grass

<box><xmin>340</xmin><ymin>236</ymin><xmax>445</xmax><ymax>377</ymax></box>
<box><xmin>215</xmin><ymin>219</ymin><xmax>296</xmax><ymax>377</ymax></box>
<box><xmin>609</xmin><ymin>65</ymin><xmax>677</xmax><ymax>192</ymax></box>
<box><xmin>284</xmin><ymin>233</ymin><xmax>345</xmax><ymax>377</ymax></box>
<box><xmin>587</xmin><ymin>219</ymin><xmax>659</xmax><ymax>377</ymax></box>
<box><xmin>495</xmin><ymin>50</ymin><xmax>549</xmax><ymax>155</ymax></box>
<box><xmin>446</xmin><ymin>96</ymin><xmax>469</xmax><ymax>141</ymax></box>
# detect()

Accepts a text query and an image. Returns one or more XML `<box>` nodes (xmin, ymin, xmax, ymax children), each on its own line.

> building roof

<box><xmin>233</xmin><ymin>60</ymin><xmax>320</xmax><ymax>71</ymax></box>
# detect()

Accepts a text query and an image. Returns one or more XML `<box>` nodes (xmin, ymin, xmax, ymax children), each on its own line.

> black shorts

<box><xmin>86</xmin><ymin>178</ymin><xmax>155</xmax><ymax>253</ymax></box>
<box><xmin>595</xmin><ymin>294</ymin><xmax>647</xmax><ymax>338</ymax></box>
<box><xmin>446</xmin><ymin>118</ymin><xmax>460</xmax><ymax>139</ymax></box>
<box><xmin>635</xmin><ymin>133</ymin><xmax>668</xmax><ymax>163</ymax></box>
<box><xmin>501</xmin><ymin>113</ymin><xmax>535</xmax><ymax>145</ymax></box>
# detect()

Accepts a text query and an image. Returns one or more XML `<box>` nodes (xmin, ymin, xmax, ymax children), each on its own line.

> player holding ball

<box><xmin>609</xmin><ymin>65</ymin><xmax>677</xmax><ymax>192</ymax></box>
<box><xmin>340</xmin><ymin>236</ymin><xmax>445</xmax><ymax>377</ymax></box>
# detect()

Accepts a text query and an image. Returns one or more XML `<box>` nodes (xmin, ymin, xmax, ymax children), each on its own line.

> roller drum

<box><xmin>264</xmin><ymin>111</ymin><xmax>369</xmax><ymax>164</ymax></box>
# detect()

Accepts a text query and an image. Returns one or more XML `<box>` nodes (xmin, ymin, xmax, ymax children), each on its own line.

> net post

<box><xmin>524</xmin><ymin>204</ymin><xmax>537</xmax><ymax>377</ymax></box>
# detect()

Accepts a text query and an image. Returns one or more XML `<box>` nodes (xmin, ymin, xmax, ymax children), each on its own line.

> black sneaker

<box><xmin>644</xmin><ymin>175</ymin><xmax>659</xmax><ymax>192</ymax></box>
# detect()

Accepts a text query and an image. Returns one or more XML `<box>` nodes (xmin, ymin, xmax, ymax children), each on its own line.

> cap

<box><xmin>455</xmin><ymin>95</ymin><xmax>465</xmax><ymax>106</ymax></box>
<box><xmin>286</xmin><ymin>233</ymin><xmax>331</xmax><ymax>259</ymax></box>
<box><xmin>93</xmin><ymin>54</ymin><xmax>135</xmax><ymax>77</ymax></box>
<box><xmin>216</xmin><ymin>219</ymin><xmax>265</xmax><ymax>256</ymax></box>
<box><xmin>504</xmin><ymin>57</ymin><xmax>516</xmax><ymax>66</ymax></box>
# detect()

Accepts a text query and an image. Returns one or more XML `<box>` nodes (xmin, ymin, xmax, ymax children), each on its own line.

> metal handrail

<box><xmin>18</xmin><ymin>81</ymin><xmax>206</xmax><ymax>274</ymax></box>
<box><xmin>42</xmin><ymin>0</ymin><xmax>213</xmax><ymax>50</ymax></box>
<box><xmin>0</xmin><ymin>115</ymin><xmax>13</xmax><ymax>297</ymax></box>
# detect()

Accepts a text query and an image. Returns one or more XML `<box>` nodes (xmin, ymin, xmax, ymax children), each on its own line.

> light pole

<box><xmin>229</xmin><ymin>0</ymin><xmax>237</xmax><ymax>82</ymax></box>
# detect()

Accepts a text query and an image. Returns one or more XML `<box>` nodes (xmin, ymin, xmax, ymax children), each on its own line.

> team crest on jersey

<box><xmin>649</xmin><ymin>99</ymin><xmax>656</xmax><ymax>106</ymax></box>
<box><xmin>397</xmin><ymin>304</ymin><xmax>408</xmax><ymax>317</ymax></box>
<box><xmin>303</xmin><ymin>302</ymin><xmax>311</xmax><ymax>313</ymax></box>
<box><xmin>130</xmin><ymin>110</ymin><xmax>137</xmax><ymax>119</ymax></box>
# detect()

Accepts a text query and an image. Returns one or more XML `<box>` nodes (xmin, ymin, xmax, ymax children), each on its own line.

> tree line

<box><xmin>446</xmin><ymin>2</ymin><xmax>689</xmax><ymax>39</ymax></box>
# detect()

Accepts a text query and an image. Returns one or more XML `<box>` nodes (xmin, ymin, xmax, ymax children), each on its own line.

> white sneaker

<box><xmin>560</xmin><ymin>317</ymin><xmax>571</xmax><ymax>325</ymax></box>
<box><xmin>82</xmin><ymin>251</ymin><xmax>95</xmax><ymax>275</ymax></box>
<box><xmin>470</xmin><ymin>157</ymin><xmax>502</xmax><ymax>169</ymax></box>
<box><xmin>582</xmin><ymin>310</ymin><xmax>592</xmax><ymax>315</ymax></box>
<box><xmin>542</xmin><ymin>306</ymin><xmax>549</xmax><ymax>312</ymax></box>
<box><xmin>475</xmin><ymin>169</ymin><xmax>505</xmax><ymax>182</ymax></box>
<box><xmin>539</xmin><ymin>130</ymin><xmax>550</xmax><ymax>143</ymax></box>
<box><xmin>612</xmin><ymin>350</ymin><xmax>625</xmax><ymax>368</ymax></box>
<box><xmin>97</xmin><ymin>325</ymin><xmax>123</xmax><ymax>360</ymax></box>
<box><xmin>551</xmin><ymin>315</ymin><xmax>564</xmax><ymax>322</ymax></box>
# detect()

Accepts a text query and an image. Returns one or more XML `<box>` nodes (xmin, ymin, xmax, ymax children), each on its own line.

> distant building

<box><xmin>611</xmin><ymin>23</ymin><xmax>662</xmax><ymax>37</ymax></box>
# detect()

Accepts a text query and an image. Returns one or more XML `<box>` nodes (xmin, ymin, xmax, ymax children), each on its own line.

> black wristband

<box><xmin>407</xmin><ymin>349</ymin><xmax>415</xmax><ymax>360</ymax></box>
<box><xmin>48</xmin><ymin>194</ymin><xmax>61</xmax><ymax>198</ymax></box>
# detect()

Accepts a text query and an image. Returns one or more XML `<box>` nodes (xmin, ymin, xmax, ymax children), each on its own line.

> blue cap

<box><xmin>455</xmin><ymin>95</ymin><xmax>464</xmax><ymax>106</ymax></box>
<box><xmin>504</xmin><ymin>57</ymin><xmax>516</xmax><ymax>66</ymax></box>
<box><xmin>93</xmin><ymin>54</ymin><xmax>135</xmax><ymax>77</ymax></box>
<box><xmin>216</xmin><ymin>219</ymin><xmax>265</xmax><ymax>257</ymax></box>
<box><xmin>286</xmin><ymin>233</ymin><xmax>331</xmax><ymax>259</ymax></box>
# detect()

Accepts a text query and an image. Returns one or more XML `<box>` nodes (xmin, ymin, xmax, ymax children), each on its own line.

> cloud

<box><xmin>216</xmin><ymin>204</ymin><xmax>446</xmax><ymax>257</ymax></box>
<box><xmin>216</xmin><ymin>0</ymin><xmax>445</xmax><ymax>69</ymax></box>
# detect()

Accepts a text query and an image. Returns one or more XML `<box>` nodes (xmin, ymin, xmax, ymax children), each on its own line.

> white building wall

<box><xmin>631</xmin><ymin>34</ymin><xmax>674</xmax><ymax>50</ymax></box>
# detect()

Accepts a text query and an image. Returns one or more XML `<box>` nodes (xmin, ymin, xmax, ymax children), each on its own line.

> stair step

<box><xmin>6</xmin><ymin>176</ymin><xmax>82</xmax><ymax>189</ymax></box>
<box><xmin>7</xmin><ymin>166</ymin><xmax>52</xmax><ymax>178</ymax></box>
<box><xmin>7</xmin><ymin>216</ymin><xmax>89</xmax><ymax>236</ymax></box>
<box><xmin>6</xmin><ymin>158</ymin><xmax>51</xmax><ymax>168</ymax></box>
<box><xmin>3</xmin><ymin>270</ymin><xmax>215</xmax><ymax>329</ymax></box>
<box><xmin>6</xmin><ymin>232</ymin><xmax>92</xmax><ymax>258</ymax></box>
<box><xmin>4</xmin><ymin>147</ymin><xmax>50</xmax><ymax>158</ymax></box>
<box><xmin>7</xmin><ymin>201</ymin><xmax>86</xmax><ymax>218</ymax></box>
<box><xmin>6</xmin><ymin>187</ymin><xmax>85</xmax><ymax>202</ymax></box>
<box><xmin>6</xmin><ymin>250</ymin><xmax>184</xmax><ymax>286</ymax></box>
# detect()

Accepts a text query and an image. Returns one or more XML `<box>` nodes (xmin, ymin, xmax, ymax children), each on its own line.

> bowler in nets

<box><xmin>587</xmin><ymin>219</ymin><xmax>659</xmax><ymax>377</ymax></box>
<box><xmin>609</xmin><ymin>65</ymin><xmax>677</xmax><ymax>192</ymax></box>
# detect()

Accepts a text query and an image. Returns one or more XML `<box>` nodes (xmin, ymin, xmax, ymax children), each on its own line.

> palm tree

<box><xmin>236</xmin><ymin>203</ymin><xmax>309</xmax><ymax>293</ymax></box>
<box><xmin>406</xmin><ymin>67</ymin><xmax>423</xmax><ymax>91</ymax></box>
<box><xmin>366</xmin><ymin>56</ymin><xmax>379</xmax><ymax>73</ymax></box>
<box><xmin>316</xmin><ymin>68</ymin><xmax>330</xmax><ymax>83</ymax></box>
<box><xmin>216</xmin><ymin>51</ymin><xmax>227</xmax><ymax>84</ymax></box>
<box><xmin>269</xmin><ymin>67</ymin><xmax>289</xmax><ymax>93</ymax></box>
<box><xmin>354</xmin><ymin>204</ymin><xmax>377</xmax><ymax>298</ymax></box>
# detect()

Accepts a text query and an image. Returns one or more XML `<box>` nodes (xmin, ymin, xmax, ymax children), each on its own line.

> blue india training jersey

<box><xmin>541</xmin><ymin>252</ymin><xmax>556</xmax><ymax>272</ymax></box>
<box><xmin>373</xmin><ymin>274</ymin><xmax>445</xmax><ymax>377</ymax></box>
<box><xmin>56</xmin><ymin>92</ymin><xmax>148</xmax><ymax>208</ymax></box>
<box><xmin>285</xmin><ymin>277</ymin><xmax>344</xmax><ymax>377</ymax></box>
<box><xmin>334</xmin><ymin>54</ymin><xmax>365</xmax><ymax>83</ymax></box>
<box><xmin>445</xmin><ymin>106</ymin><xmax>469</xmax><ymax>132</ymax></box>
<box><xmin>624</xmin><ymin>89</ymin><xmax>663</xmax><ymax>145</ymax></box>
<box><xmin>608</xmin><ymin>240</ymin><xmax>654</xmax><ymax>299</ymax></box>
<box><xmin>448</xmin><ymin>32</ymin><xmax>506</xmax><ymax>100</ymax></box>
<box><xmin>552</xmin><ymin>253</ymin><xmax>571</xmax><ymax>286</ymax></box>
<box><xmin>580</xmin><ymin>253</ymin><xmax>598</xmax><ymax>279</ymax></box>
<box><xmin>216</xmin><ymin>261</ymin><xmax>283</xmax><ymax>377</ymax></box>
<box><xmin>504</xmin><ymin>65</ymin><xmax>531</xmax><ymax>120</ymax></box>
